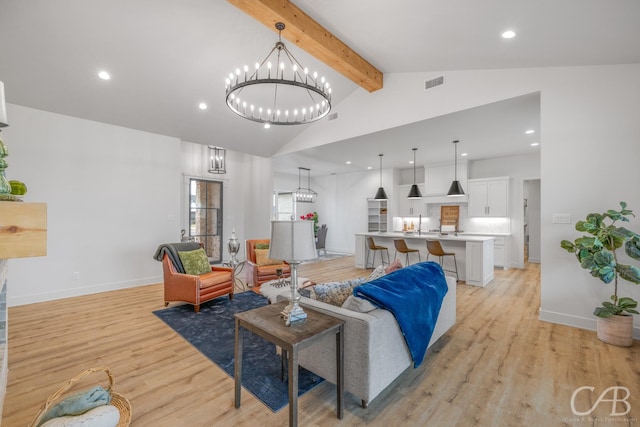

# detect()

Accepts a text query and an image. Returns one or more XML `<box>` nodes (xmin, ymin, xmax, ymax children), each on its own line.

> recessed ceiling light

<box><xmin>531</xmin><ymin>142</ymin><xmax>539</xmax><ymax>146</ymax></box>
<box><xmin>525</xmin><ymin>129</ymin><xmax>535</xmax><ymax>134</ymax></box>
<box><xmin>346</xmin><ymin>161</ymin><xmax>351</xmax><ymax>165</ymax></box>
<box><xmin>501</xmin><ymin>30</ymin><xmax>516</xmax><ymax>39</ymax></box>
<box><xmin>367</xmin><ymin>166</ymin><xmax>372</xmax><ymax>170</ymax></box>
<box><xmin>198</xmin><ymin>102</ymin><xmax>208</xmax><ymax>110</ymax></box>
<box><xmin>98</xmin><ymin>71</ymin><xmax>111</xmax><ymax>80</ymax></box>
<box><xmin>461</xmin><ymin>153</ymin><xmax>468</xmax><ymax>157</ymax></box>
<box><xmin>264</xmin><ymin>123</ymin><xmax>271</xmax><ymax>129</ymax></box>
<box><xmin>409</xmin><ymin>160</ymin><xmax>414</xmax><ymax>164</ymax></box>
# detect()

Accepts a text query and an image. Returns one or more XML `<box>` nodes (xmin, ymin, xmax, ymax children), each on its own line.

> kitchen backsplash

<box><xmin>393</xmin><ymin>204</ymin><xmax>511</xmax><ymax>234</ymax></box>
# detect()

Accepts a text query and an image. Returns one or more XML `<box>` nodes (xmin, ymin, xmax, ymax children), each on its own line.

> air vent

<box><xmin>425</xmin><ymin>76</ymin><xmax>444</xmax><ymax>90</ymax></box>
<box><xmin>328</xmin><ymin>112</ymin><xmax>339</xmax><ymax>121</ymax></box>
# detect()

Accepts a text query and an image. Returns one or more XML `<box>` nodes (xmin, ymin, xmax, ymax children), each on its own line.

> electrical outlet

<box><xmin>552</xmin><ymin>213</ymin><xmax>571</xmax><ymax>224</ymax></box>
<box><xmin>73</xmin><ymin>272</ymin><xmax>80</xmax><ymax>280</ymax></box>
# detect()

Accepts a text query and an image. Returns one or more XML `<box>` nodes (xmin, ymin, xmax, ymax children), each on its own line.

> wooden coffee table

<box><xmin>234</xmin><ymin>301</ymin><xmax>344</xmax><ymax>427</ymax></box>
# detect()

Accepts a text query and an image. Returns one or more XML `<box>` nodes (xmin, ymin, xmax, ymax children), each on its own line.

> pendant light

<box><xmin>447</xmin><ymin>140</ymin><xmax>465</xmax><ymax>197</ymax></box>
<box><xmin>407</xmin><ymin>148</ymin><xmax>422</xmax><ymax>199</ymax></box>
<box><xmin>374</xmin><ymin>154</ymin><xmax>388</xmax><ymax>200</ymax></box>
<box><xmin>293</xmin><ymin>167</ymin><xmax>317</xmax><ymax>203</ymax></box>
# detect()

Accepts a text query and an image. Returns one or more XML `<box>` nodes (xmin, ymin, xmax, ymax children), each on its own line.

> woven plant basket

<box><xmin>29</xmin><ymin>366</ymin><xmax>131</xmax><ymax>427</ymax></box>
<box><xmin>596</xmin><ymin>315</ymin><xmax>634</xmax><ymax>347</ymax></box>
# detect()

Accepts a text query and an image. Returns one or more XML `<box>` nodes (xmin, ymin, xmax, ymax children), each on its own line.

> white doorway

<box><xmin>524</xmin><ymin>179</ymin><xmax>541</xmax><ymax>263</ymax></box>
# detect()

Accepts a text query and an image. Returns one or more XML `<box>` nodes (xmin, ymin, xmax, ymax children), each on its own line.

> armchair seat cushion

<box><xmin>199</xmin><ymin>270</ymin><xmax>233</xmax><ymax>289</ymax></box>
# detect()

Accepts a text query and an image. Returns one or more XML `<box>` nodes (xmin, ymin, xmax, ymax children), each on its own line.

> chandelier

<box><xmin>293</xmin><ymin>167</ymin><xmax>317</xmax><ymax>203</ymax></box>
<box><xmin>225</xmin><ymin>22</ymin><xmax>332</xmax><ymax>128</ymax></box>
<box><xmin>208</xmin><ymin>146</ymin><xmax>226</xmax><ymax>174</ymax></box>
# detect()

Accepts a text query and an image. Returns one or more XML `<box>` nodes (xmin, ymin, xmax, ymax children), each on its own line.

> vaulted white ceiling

<box><xmin>1</xmin><ymin>0</ymin><xmax>639</xmax><ymax>171</ymax></box>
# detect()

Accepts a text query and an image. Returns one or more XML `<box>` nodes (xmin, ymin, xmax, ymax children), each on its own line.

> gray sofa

<box><xmin>266</xmin><ymin>274</ymin><xmax>456</xmax><ymax>407</ymax></box>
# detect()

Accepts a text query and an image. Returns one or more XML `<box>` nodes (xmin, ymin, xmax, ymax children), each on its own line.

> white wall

<box><xmin>282</xmin><ymin>64</ymin><xmax>640</xmax><ymax>338</ymax></box>
<box><xmin>525</xmin><ymin>179</ymin><xmax>541</xmax><ymax>263</ymax></box>
<box><xmin>4</xmin><ymin>104</ymin><xmax>270</xmax><ymax>306</ymax></box>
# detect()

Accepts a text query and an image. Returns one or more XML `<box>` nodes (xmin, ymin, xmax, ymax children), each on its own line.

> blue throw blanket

<box><xmin>353</xmin><ymin>261</ymin><xmax>448</xmax><ymax>368</ymax></box>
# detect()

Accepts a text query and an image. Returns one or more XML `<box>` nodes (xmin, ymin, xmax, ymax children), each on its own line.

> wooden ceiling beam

<box><xmin>227</xmin><ymin>0</ymin><xmax>383</xmax><ymax>92</ymax></box>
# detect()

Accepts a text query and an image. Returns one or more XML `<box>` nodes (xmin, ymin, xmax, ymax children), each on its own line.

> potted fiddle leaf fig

<box><xmin>560</xmin><ymin>201</ymin><xmax>640</xmax><ymax>347</ymax></box>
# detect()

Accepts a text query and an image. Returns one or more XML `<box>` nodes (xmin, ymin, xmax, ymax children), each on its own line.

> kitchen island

<box><xmin>355</xmin><ymin>232</ymin><xmax>495</xmax><ymax>286</ymax></box>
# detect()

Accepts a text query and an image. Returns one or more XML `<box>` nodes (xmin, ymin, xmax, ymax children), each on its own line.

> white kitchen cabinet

<box><xmin>396</xmin><ymin>184</ymin><xmax>425</xmax><ymax>216</ymax></box>
<box><xmin>468</xmin><ymin>177</ymin><xmax>509</xmax><ymax>217</ymax></box>
<box><xmin>367</xmin><ymin>199</ymin><xmax>388</xmax><ymax>232</ymax></box>
<box><xmin>425</xmin><ymin>162</ymin><xmax>467</xmax><ymax>196</ymax></box>
<box><xmin>464</xmin><ymin>239</ymin><xmax>495</xmax><ymax>286</ymax></box>
<box><xmin>493</xmin><ymin>236</ymin><xmax>509</xmax><ymax>269</ymax></box>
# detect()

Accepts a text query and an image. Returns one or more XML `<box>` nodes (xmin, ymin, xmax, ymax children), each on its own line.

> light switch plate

<box><xmin>552</xmin><ymin>213</ymin><xmax>571</xmax><ymax>224</ymax></box>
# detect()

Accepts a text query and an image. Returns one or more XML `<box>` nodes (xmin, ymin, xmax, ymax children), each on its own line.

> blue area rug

<box><xmin>153</xmin><ymin>291</ymin><xmax>324</xmax><ymax>412</ymax></box>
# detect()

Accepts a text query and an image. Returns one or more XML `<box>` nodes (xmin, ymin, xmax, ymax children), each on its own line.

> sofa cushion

<box><xmin>178</xmin><ymin>248</ymin><xmax>211</xmax><ymax>275</ymax></box>
<box><xmin>309</xmin><ymin>278</ymin><xmax>366</xmax><ymax>307</ymax></box>
<box><xmin>255</xmin><ymin>249</ymin><xmax>283</xmax><ymax>266</ymax></box>
<box><xmin>342</xmin><ymin>295</ymin><xmax>377</xmax><ymax>313</ymax></box>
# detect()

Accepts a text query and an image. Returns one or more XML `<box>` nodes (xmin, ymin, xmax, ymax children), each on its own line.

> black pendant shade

<box><xmin>447</xmin><ymin>180</ymin><xmax>465</xmax><ymax>197</ymax></box>
<box><xmin>374</xmin><ymin>153</ymin><xmax>388</xmax><ymax>200</ymax></box>
<box><xmin>374</xmin><ymin>187</ymin><xmax>389</xmax><ymax>200</ymax></box>
<box><xmin>447</xmin><ymin>140</ymin><xmax>465</xmax><ymax>197</ymax></box>
<box><xmin>407</xmin><ymin>184</ymin><xmax>422</xmax><ymax>199</ymax></box>
<box><xmin>407</xmin><ymin>148</ymin><xmax>422</xmax><ymax>199</ymax></box>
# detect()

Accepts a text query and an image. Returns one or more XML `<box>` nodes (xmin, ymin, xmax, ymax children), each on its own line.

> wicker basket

<box><xmin>29</xmin><ymin>366</ymin><xmax>131</xmax><ymax>427</ymax></box>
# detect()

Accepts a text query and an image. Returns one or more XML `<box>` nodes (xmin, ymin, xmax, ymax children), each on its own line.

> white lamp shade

<box><xmin>0</xmin><ymin>81</ymin><xmax>8</xmax><ymax>127</ymax></box>
<box><xmin>269</xmin><ymin>220</ymin><xmax>318</xmax><ymax>263</ymax></box>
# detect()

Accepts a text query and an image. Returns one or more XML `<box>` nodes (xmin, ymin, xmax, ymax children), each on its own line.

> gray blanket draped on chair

<box><xmin>153</xmin><ymin>242</ymin><xmax>202</xmax><ymax>273</ymax></box>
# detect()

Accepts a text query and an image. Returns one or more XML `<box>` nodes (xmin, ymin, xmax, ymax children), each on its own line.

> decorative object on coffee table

<box><xmin>268</xmin><ymin>220</ymin><xmax>318</xmax><ymax>325</ymax></box>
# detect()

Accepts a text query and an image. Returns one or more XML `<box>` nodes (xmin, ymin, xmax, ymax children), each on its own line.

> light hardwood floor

<box><xmin>3</xmin><ymin>258</ymin><xmax>639</xmax><ymax>426</ymax></box>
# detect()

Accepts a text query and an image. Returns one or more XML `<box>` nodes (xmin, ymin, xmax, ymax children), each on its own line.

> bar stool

<box><xmin>393</xmin><ymin>239</ymin><xmax>421</xmax><ymax>266</ymax></box>
<box><xmin>366</xmin><ymin>237</ymin><xmax>390</xmax><ymax>268</ymax></box>
<box><xmin>426</xmin><ymin>240</ymin><xmax>459</xmax><ymax>281</ymax></box>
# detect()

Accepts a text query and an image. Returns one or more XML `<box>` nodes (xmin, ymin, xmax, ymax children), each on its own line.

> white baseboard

<box><xmin>8</xmin><ymin>276</ymin><xmax>162</xmax><ymax>307</ymax></box>
<box><xmin>539</xmin><ymin>309</ymin><xmax>640</xmax><ymax>339</ymax></box>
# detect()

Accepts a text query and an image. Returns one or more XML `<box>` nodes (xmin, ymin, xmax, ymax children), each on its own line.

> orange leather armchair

<box><xmin>155</xmin><ymin>242</ymin><xmax>234</xmax><ymax>313</ymax></box>
<box><xmin>245</xmin><ymin>239</ymin><xmax>291</xmax><ymax>289</ymax></box>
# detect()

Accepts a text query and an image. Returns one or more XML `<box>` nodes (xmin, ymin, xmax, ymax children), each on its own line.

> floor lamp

<box><xmin>269</xmin><ymin>220</ymin><xmax>318</xmax><ymax>325</ymax></box>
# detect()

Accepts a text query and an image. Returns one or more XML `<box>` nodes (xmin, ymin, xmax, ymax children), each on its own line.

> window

<box><xmin>189</xmin><ymin>179</ymin><xmax>223</xmax><ymax>262</ymax></box>
<box><xmin>274</xmin><ymin>191</ymin><xmax>294</xmax><ymax>220</ymax></box>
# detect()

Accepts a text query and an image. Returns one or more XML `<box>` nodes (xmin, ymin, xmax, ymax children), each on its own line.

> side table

<box><xmin>234</xmin><ymin>301</ymin><xmax>344</xmax><ymax>427</ymax></box>
<box><xmin>222</xmin><ymin>260</ymin><xmax>246</xmax><ymax>292</ymax></box>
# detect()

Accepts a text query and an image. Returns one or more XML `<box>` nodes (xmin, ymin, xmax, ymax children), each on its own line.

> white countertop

<box><xmin>357</xmin><ymin>231</ymin><xmax>496</xmax><ymax>242</ymax></box>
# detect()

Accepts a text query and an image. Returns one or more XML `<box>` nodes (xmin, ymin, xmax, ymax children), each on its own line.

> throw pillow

<box><xmin>366</xmin><ymin>264</ymin><xmax>387</xmax><ymax>282</ymax></box>
<box><xmin>177</xmin><ymin>248</ymin><xmax>211</xmax><ymax>275</ymax></box>
<box><xmin>310</xmin><ymin>278</ymin><xmax>366</xmax><ymax>307</ymax></box>
<box><xmin>40</xmin><ymin>405</ymin><xmax>120</xmax><ymax>427</ymax></box>
<box><xmin>342</xmin><ymin>295</ymin><xmax>377</xmax><ymax>313</ymax></box>
<box><xmin>255</xmin><ymin>242</ymin><xmax>270</xmax><ymax>250</ymax></box>
<box><xmin>254</xmin><ymin>249</ymin><xmax>282</xmax><ymax>266</ymax></box>
<box><xmin>385</xmin><ymin>259</ymin><xmax>403</xmax><ymax>274</ymax></box>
